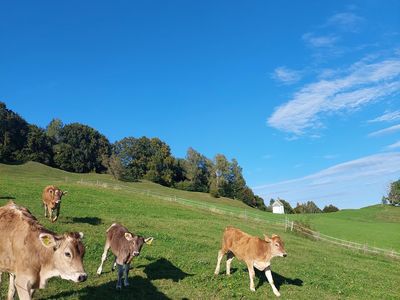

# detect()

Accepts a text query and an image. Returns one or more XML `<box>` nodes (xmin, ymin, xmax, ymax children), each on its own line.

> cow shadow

<box><xmin>0</xmin><ymin>196</ymin><xmax>15</xmax><ymax>200</ymax></box>
<box><xmin>64</xmin><ymin>217</ymin><xmax>103</xmax><ymax>226</ymax></box>
<box><xmin>40</xmin><ymin>276</ymin><xmax>171</xmax><ymax>300</ymax></box>
<box><xmin>139</xmin><ymin>258</ymin><xmax>193</xmax><ymax>282</ymax></box>
<box><xmin>255</xmin><ymin>269</ymin><xmax>303</xmax><ymax>290</ymax></box>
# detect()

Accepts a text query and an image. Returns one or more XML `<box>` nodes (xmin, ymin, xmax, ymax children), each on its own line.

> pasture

<box><xmin>1</xmin><ymin>162</ymin><xmax>399</xmax><ymax>299</ymax></box>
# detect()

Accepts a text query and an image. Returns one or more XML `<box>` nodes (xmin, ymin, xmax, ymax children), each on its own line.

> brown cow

<box><xmin>214</xmin><ymin>226</ymin><xmax>287</xmax><ymax>297</ymax></box>
<box><xmin>42</xmin><ymin>185</ymin><xmax>67</xmax><ymax>222</ymax></box>
<box><xmin>0</xmin><ymin>201</ymin><xmax>87</xmax><ymax>300</ymax></box>
<box><xmin>96</xmin><ymin>223</ymin><xmax>153</xmax><ymax>289</ymax></box>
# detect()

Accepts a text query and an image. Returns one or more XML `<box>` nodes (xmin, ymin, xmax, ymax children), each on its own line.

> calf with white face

<box><xmin>97</xmin><ymin>223</ymin><xmax>153</xmax><ymax>289</ymax></box>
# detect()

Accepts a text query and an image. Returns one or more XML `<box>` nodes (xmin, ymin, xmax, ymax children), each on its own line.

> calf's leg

<box><xmin>116</xmin><ymin>264</ymin><xmax>124</xmax><ymax>289</ymax></box>
<box><xmin>97</xmin><ymin>241</ymin><xmax>110</xmax><ymax>275</ymax></box>
<box><xmin>7</xmin><ymin>273</ymin><xmax>16</xmax><ymax>300</ymax></box>
<box><xmin>111</xmin><ymin>256</ymin><xmax>117</xmax><ymax>272</ymax></box>
<box><xmin>15</xmin><ymin>276</ymin><xmax>32</xmax><ymax>300</ymax></box>
<box><xmin>214</xmin><ymin>249</ymin><xmax>225</xmax><ymax>275</ymax></box>
<box><xmin>44</xmin><ymin>204</ymin><xmax>48</xmax><ymax>217</ymax></box>
<box><xmin>265</xmin><ymin>266</ymin><xmax>280</xmax><ymax>297</ymax></box>
<box><xmin>246</xmin><ymin>262</ymin><xmax>256</xmax><ymax>292</ymax></box>
<box><xmin>226</xmin><ymin>252</ymin><xmax>235</xmax><ymax>275</ymax></box>
<box><xmin>123</xmin><ymin>263</ymin><xmax>130</xmax><ymax>286</ymax></box>
<box><xmin>53</xmin><ymin>205</ymin><xmax>60</xmax><ymax>222</ymax></box>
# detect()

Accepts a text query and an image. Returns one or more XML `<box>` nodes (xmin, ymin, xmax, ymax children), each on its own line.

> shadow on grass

<box><xmin>41</xmin><ymin>276</ymin><xmax>171</xmax><ymax>300</ymax></box>
<box><xmin>0</xmin><ymin>196</ymin><xmax>16</xmax><ymax>200</ymax></box>
<box><xmin>140</xmin><ymin>258</ymin><xmax>193</xmax><ymax>282</ymax></box>
<box><xmin>255</xmin><ymin>269</ymin><xmax>303</xmax><ymax>290</ymax></box>
<box><xmin>64</xmin><ymin>216</ymin><xmax>103</xmax><ymax>226</ymax></box>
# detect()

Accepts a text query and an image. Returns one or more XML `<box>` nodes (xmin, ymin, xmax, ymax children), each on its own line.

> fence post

<box><xmin>291</xmin><ymin>221</ymin><xmax>294</xmax><ymax>232</ymax></box>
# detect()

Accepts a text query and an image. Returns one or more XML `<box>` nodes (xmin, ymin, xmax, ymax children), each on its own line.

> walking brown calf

<box><xmin>0</xmin><ymin>201</ymin><xmax>87</xmax><ymax>300</ymax></box>
<box><xmin>214</xmin><ymin>226</ymin><xmax>287</xmax><ymax>297</ymax></box>
<box><xmin>97</xmin><ymin>223</ymin><xmax>154</xmax><ymax>289</ymax></box>
<box><xmin>42</xmin><ymin>185</ymin><xmax>67</xmax><ymax>222</ymax></box>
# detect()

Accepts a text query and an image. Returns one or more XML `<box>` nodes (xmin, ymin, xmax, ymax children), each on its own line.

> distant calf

<box><xmin>214</xmin><ymin>226</ymin><xmax>287</xmax><ymax>297</ymax></box>
<box><xmin>0</xmin><ymin>201</ymin><xmax>87</xmax><ymax>300</ymax></box>
<box><xmin>97</xmin><ymin>223</ymin><xmax>154</xmax><ymax>289</ymax></box>
<box><xmin>42</xmin><ymin>185</ymin><xmax>67</xmax><ymax>222</ymax></box>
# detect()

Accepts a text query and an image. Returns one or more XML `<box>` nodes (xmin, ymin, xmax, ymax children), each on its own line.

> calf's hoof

<box><xmin>124</xmin><ymin>281</ymin><xmax>130</xmax><ymax>287</ymax></box>
<box><xmin>250</xmin><ymin>287</ymin><xmax>256</xmax><ymax>292</ymax></box>
<box><xmin>116</xmin><ymin>283</ymin><xmax>122</xmax><ymax>290</ymax></box>
<box><xmin>96</xmin><ymin>268</ymin><xmax>102</xmax><ymax>275</ymax></box>
<box><xmin>273</xmin><ymin>291</ymin><xmax>281</xmax><ymax>297</ymax></box>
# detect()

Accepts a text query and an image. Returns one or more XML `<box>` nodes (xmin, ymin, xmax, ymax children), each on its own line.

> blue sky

<box><xmin>1</xmin><ymin>0</ymin><xmax>399</xmax><ymax>209</ymax></box>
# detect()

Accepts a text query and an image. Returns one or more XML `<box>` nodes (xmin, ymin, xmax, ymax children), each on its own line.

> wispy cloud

<box><xmin>368</xmin><ymin>110</ymin><xmax>400</xmax><ymax>123</ymax></box>
<box><xmin>323</xmin><ymin>154</ymin><xmax>338</xmax><ymax>160</ymax></box>
<box><xmin>386</xmin><ymin>141</ymin><xmax>400</xmax><ymax>150</ymax></box>
<box><xmin>272</xmin><ymin>67</ymin><xmax>302</xmax><ymax>84</ymax></box>
<box><xmin>326</xmin><ymin>12</ymin><xmax>364</xmax><ymax>32</ymax></box>
<box><xmin>302</xmin><ymin>33</ymin><xmax>339</xmax><ymax>48</ymax></box>
<box><xmin>252</xmin><ymin>152</ymin><xmax>400</xmax><ymax>208</ymax></box>
<box><xmin>267</xmin><ymin>56</ymin><xmax>400</xmax><ymax>135</ymax></box>
<box><xmin>368</xmin><ymin>124</ymin><xmax>400</xmax><ymax>137</ymax></box>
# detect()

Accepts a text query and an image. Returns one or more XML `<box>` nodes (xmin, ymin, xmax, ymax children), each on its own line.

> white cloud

<box><xmin>326</xmin><ymin>12</ymin><xmax>364</xmax><ymax>32</ymax></box>
<box><xmin>368</xmin><ymin>110</ymin><xmax>400</xmax><ymax>123</ymax></box>
<box><xmin>386</xmin><ymin>141</ymin><xmax>400</xmax><ymax>150</ymax></box>
<box><xmin>267</xmin><ymin>56</ymin><xmax>400</xmax><ymax>135</ymax></box>
<box><xmin>368</xmin><ymin>124</ymin><xmax>400</xmax><ymax>137</ymax></box>
<box><xmin>272</xmin><ymin>67</ymin><xmax>302</xmax><ymax>84</ymax></box>
<box><xmin>252</xmin><ymin>152</ymin><xmax>400</xmax><ymax>208</ymax></box>
<box><xmin>302</xmin><ymin>33</ymin><xmax>339</xmax><ymax>48</ymax></box>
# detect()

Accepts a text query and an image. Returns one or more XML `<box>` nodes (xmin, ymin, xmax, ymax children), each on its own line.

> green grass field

<box><xmin>1</xmin><ymin>162</ymin><xmax>400</xmax><ymax>299</ymax></box>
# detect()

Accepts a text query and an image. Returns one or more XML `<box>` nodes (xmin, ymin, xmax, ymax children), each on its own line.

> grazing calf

<box><xmin>42</xmin><ymin>185</ymin><xmax>67</xmax><ymax>222</ymax></box>
<box><xmin>0</xmin><ymin>201</ymin><xmax>87</xmax><ymax>300</ymax></box>
<box><xmin>214</xmin><ymin>226</ymin><xmax>287</xmax><ymax>297</ymax></box>
<box><xmin>97</xmin><ymin>223</ymin><xmax>153</xmax><ymax>289</ymax></box>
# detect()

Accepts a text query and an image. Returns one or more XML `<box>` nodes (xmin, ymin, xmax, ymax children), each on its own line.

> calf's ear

<box><xmin>271</xmin><ymin>234</ymin><xmax>278</xmax><ymax>238</ymax></box>
<box><xmin>125</xmin><ymin>233</ymin><xmax>133</xmax><ymax>241</ymax></box>
<box><xmin>144</xmin><ymin>237</ymin><xmax>154</xmax><ymax>245</ymax></box>
<box><xmin>39</xmin><ymin>233</ymin><xmax>58</xmax><ymax>248</ymax></box>
<box><xmin>264</xmin><ymin>234</ymin><xmax>271</xmax><ymax>243</ymax></box>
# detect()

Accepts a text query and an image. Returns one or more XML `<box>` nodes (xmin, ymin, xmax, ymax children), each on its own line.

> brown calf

<box><xmin>97</xmin><ymin>223</ymin><xmax>153</xmax><ymax>289</ymax></box>
<box><xmin>42</xmin><ymin>185</ymin><xmax>67</xmax><ymax>222</ymax></box>
<box><xmin>0</xmin><ymin>201</ymin><xmax>87</xmax><ymax>300</ymax></box>
<box><xmin>214</xmin><ymin>226</ymin><xmax>287</xmax><ymax>297</ymax></box>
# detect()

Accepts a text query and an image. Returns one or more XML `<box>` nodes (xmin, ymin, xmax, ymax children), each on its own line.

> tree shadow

<box><xmin>0</xmin><ymin>196</ymin><xmax>16</xmax><ymax>200</ymax></box>
<box><xmin>255</xmin><ymin>269</ymin><xmax>303</xmax><ymax>290</ymax></box>
<box><xmin>139</xmin><ymin>258</ymin><xmax>193</xmax><ymax>282</ymax></box>
<box><xmin>63</xmin><ymin>217</ymin><xmax>103</xmax><ymax>226</ymax></box>
<box><xmin>40</xmin><ymin>276</ymin><xmax>171</xmax><ymax>300</ymax></box>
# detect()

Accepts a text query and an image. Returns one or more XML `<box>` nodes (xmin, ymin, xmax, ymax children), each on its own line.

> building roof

<box><xmin>272</xmin><ymin>199</ymin><xmax>284</xmax><ymax>207</ymax></box>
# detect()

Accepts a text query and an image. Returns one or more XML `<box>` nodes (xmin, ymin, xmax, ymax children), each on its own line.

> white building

<box><xmin>272</xmin><ymin>199</ymin><xmax>285</xmax><ymax>214</ymax></box>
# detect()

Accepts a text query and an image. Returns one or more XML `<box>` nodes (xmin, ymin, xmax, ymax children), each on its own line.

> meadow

<box><xmin>1</xmin><ymin>162</ymin><xmax>399</xmax><ymax>299</ymax></box>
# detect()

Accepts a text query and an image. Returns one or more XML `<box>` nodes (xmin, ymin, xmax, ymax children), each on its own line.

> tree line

<box><xmin>0</xmin><ymin>102</ymin><xmax>267</xmax><ymax>211</ymax></box>
<box><xmin>382</xmin><ymin>179</ymin><xmax>400</xmax><ymax>206</ymax></box>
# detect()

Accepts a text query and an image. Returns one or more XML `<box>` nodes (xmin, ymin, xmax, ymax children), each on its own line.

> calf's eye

<box><xmin>65</xmin><ymin>252</ymin><xmax>71</xmax><ymax>258</ymax></box>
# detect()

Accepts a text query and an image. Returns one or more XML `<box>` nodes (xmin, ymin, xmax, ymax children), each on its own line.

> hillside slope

<box><xmin>0</xmin><ymin>162</ymin><xmax>399</xmax><ymax>299</ymax></box>
<box><xmin>290</xmin><ymin>205</ymin><xmax>400</xmax><ymax>251</ymax></box>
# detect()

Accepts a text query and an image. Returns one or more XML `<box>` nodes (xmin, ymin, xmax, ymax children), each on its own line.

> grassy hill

<box><xmin>1</xmin><ymin>162</ymin><xmax>399</xmax><ymax>299</ymax></box>
<box><xmin>289</xmin><ymin>205</ymin><xmax>400</xmax><ymax>252</ymax></box>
